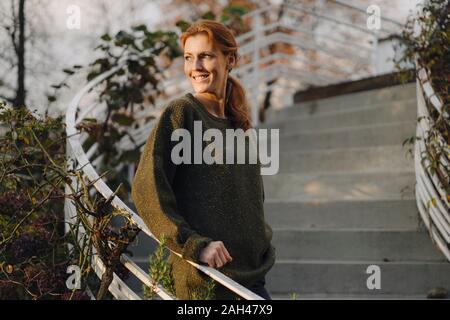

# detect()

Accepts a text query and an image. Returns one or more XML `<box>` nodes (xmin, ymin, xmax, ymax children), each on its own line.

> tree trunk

<box><xmin>96</xmin><ymin>267</ymin><xmax>113</xmax><ymax>300</ymax></box>
<box><xmin>15</xmin><ymin>0</ymin><xmax>26</xmax><ymax>107</ymax></box>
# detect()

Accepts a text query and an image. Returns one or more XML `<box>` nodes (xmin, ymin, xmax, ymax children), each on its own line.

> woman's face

<box><xmin>183</xmin><ymin>32</ymin><xmax>234</xmax><ymax>98</ymax></box>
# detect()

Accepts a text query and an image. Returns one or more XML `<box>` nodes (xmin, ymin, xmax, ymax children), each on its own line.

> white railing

<box><xmin>414</xmin><ymin>66</ymin><xmax>450</xmax><ymax>262</ymax></box>
<box><xmin>65</xmin><ymin>2</ymin><xmax>403</xmax><ymax>300</ymax></box>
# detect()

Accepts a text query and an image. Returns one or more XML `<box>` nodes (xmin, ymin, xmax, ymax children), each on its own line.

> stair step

<box><xmin>262</xmin><ymin>99</ymin><xmax>417</xmax><ymax>133</ymax></box>
<box><xmin>263</xmin><ymin>171</ymin><xmax>415</xmax><ymax>201</ymax></box>
<box><xmin>266</xmin><ymin>83</ymin><xmax>416</xmax><ymax>122</ymax></box>
<box><xmin>266</xmin><ymin>260</ymin><xmax>450</xmax><ymax>295</ymax></box>
<box><xmin>277</xmin><ymin>145</ymin><xmax>414</xmax><ymax>174</ymax></box>
<box><xmin>268</xmin><ymin>121</ymin><xmax>415</xmax><ymax>152</ymax></box>
<box><xmin>272</xmin><ymin>229</ymin><xmax>446</xmax><ymax>261</ymax></box>
<box><xmin>264</xmin><ymin>199</ymin><xmax>419</xmax><ymax>230</ymax></box>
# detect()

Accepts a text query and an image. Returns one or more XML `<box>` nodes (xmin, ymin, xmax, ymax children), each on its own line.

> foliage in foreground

<box><xmin>0</xmin><ymin>102</ymin><xmax>82</xmax><ymax>299</ymax></box>
<box><xmin>143</xmin><ymin>236</ymin><xmax>217</xmax><ymax>300</ymax></box>
<box><xmin>0</xmin><ymin>103</ymin><xmax>139</xmax><ymax>300</ymax></box>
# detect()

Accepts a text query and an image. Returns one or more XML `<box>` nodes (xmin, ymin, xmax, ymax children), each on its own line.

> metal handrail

<box><xmin>414</xmin><ymin>66</ymin><xmax>450</xmax><ymax>261</ymax></box>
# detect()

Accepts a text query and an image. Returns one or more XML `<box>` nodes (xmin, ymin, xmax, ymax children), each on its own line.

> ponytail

<box><xmin>225</xmin><ymin>75</ymin><xmax>252</xmax><ymax>131</ymax></box>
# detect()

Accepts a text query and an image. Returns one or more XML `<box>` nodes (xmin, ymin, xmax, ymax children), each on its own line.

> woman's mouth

<box><xmin>192</xmin><ymin>73</ymin><xmax>210</xmax><ymax>82</ymax></box>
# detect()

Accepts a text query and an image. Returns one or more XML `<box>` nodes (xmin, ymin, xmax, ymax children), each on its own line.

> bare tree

<box><xmin>0</xmin><ymin>0</ymin><xmax>26</xmax><ymax>106</ymax></box>
<box><xmin>0</xmin><ymin>0</ymin><xmax>56</xmax><ymax>109</ymax></box>
<box><xmin>15</xmin><ymin>0</ymin><xmax>25</xmax><ymax>107</ymax></box>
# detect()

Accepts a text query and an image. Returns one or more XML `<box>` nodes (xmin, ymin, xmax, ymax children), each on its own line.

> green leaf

<box><xmin>431</xmin><ymin>198</ymin><xmax>437</xmax><ymax>207</ymax></box>
<box><xmin>115</xmin><ymin>30</ymin><xmax>135</xmax><ymax>46</ymax></box>
<box><xmin>142</xmin><ymin>37</ymin><xmax>155</xmax><ymax>49</ymax></box>
<box><xmin>222</xmin><ymin>5</ymin><xmax>248</xmax><ymax>17</ymax></box>
<box><xmin>175</xmin><ymin>20</ymin><xmax>190</xmax><ymax>33</ymax></box>
<box><xmin>47</xmin><ymin>95</ymin><xmax>56</xmax><ymax>103</ymax></box>
<box><xmin>87</xmin><ymin>71</ymin><xmax>100</xmax><ymax>81</ymax></box>
<box><xmin>91</xmin><ymin>58</ymin><xmax>110</xmax><ymax>67</ymax></box>
<box><xmin>63</xmin><ymin>69</ymin><xmax>75</xmax><ymax>75</ymax></box>
<box><xmin>111</xmin><ymin>113</ymin><xmax>135</xmax><ymax>126</ymax></box>
<box><xmin>83</xmin><ymin>118</ymin><xmax>98</xmax><ymax>123</ymax></box>
<box><xmin>101</xmin><ymin>33</ymin><xmax>112</xmax><ymax>41</ymax></box>
<box><xmin>132</xmin><ymin>24</ymin><xmax>148</xmax><ymax>33</ymax></box>
<box><xmin>201</xmin><ymin>11</ymin><xmax>215</xmax><ymax>20</ymax></box>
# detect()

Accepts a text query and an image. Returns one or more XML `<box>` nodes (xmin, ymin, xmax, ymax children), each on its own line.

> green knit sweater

<box><xmin>131</xmin><ymin>93</ymin><xmax>276</xmax><ymax>300</ymax></box>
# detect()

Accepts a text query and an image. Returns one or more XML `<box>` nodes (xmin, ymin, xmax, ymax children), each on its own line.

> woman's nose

<box><xmin>194</xmin><ymin>58</ymin><xmax>204</xmax><ymax>70</ymax></box>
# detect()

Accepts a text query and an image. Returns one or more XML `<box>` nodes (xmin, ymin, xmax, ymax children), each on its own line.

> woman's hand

<box><xmin>199</xmin><ymin>241</ymin><xmax>233</xmax><ymax>268</ymax></box>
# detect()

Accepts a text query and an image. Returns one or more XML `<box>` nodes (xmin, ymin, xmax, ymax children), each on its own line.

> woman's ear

<box><xmin>227</xmin><ymin>54</ymin><xmax>236</xmax><ymax>71</ymax></box>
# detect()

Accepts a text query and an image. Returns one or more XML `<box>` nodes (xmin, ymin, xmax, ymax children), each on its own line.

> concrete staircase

<box><xmin>261</xmin><ymin>83</ymin><xmax>450</xmax><ymax>299</ymax></box>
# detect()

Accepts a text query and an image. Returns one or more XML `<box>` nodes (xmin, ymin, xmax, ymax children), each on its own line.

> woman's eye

<box><xmin>184</xmin><ymin>54</ymin><xmax>213</xmax><ymax>61</ymax></box>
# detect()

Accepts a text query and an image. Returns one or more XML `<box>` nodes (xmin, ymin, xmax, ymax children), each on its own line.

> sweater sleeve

<box><xmin>131</xmin><ymin>102</ymin><xmax>213</xmax><ymax>264</ymax></box>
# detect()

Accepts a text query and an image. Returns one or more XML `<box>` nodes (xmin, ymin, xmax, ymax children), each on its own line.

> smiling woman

<box><xmin>131</xmin><ymin>20</ymin><xmax>276</xmax><ymax>300</ymax></box>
